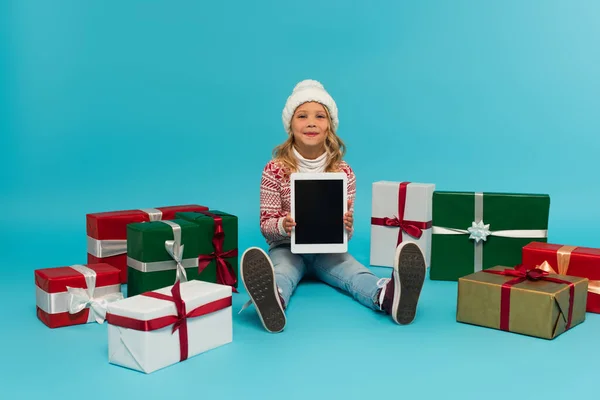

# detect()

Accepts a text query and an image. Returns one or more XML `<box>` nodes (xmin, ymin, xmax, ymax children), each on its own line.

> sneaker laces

<box><xmin>376</xmin><ymin>278</ymin><xmax>390</xmax><ymax>311</ymax></box>
<box><xmin>238</xmin><ymin>286</ymin><xmax>284</xmax><ymax>315</ymax></box>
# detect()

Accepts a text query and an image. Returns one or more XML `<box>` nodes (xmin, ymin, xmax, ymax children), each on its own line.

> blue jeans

<box><xmin>268</xmin><ymin>245</ymin><xmax>382</xmax><ymax>311</ymax></box>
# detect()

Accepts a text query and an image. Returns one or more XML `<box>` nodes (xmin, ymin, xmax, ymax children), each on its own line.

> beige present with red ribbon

<box><xmin>457</xmin><ymin>265</ymin><xmax>588</xmax><ymax>339</ymax></box>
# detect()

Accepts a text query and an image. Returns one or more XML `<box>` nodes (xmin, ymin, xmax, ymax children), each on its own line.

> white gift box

<box><xmin>107</xmin><ymin>280</ymin><xmax>232</xmax><ymax>374</ymax></box>
<box><xmin>370</xmin><ymin>181</ymin><xmax>435</xmax><ymax>268</ymax></box>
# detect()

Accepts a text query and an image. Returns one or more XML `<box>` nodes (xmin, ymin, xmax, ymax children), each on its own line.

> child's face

<box><xmin>291</xmin><ymin>102</ymin><xmax>329</xmax><ymax>153</ymax></box>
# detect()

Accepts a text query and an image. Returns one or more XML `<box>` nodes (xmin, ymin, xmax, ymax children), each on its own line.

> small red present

<box><xmin>522</xmin><ymin>242</ymin><xmax>600</xmax><ymax>313</ymax></box>
<box><xmin>35</xmin><ymin>263</ymin><xmax>123</xmax><ymax>328</ymax></box>
<box><xmin>86</xmin><ymin>204</ymin><xmax>209</xmax><ymax>283</ymax></box>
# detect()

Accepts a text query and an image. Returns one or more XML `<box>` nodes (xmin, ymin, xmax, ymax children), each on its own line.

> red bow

<box><xmin>494</xmin><ymin>265</ymin><xmax>550</xmax><ymax>280</ymax></box>
<box><xmin>381</xmin><ymin>216</ymin><xmax>426</xmax><ymax>239</ymax></box>
<box><xmin>197</xmin><ymin>211</ymin><xmax>238</xmax><ymax>292</ymax></box>
<box><xmin>371</xmin><ymin>182</ymin><xmax>432</xmax><ymax>245</ymax></box>
<box><xmin>484</xmin><ymin>265</ymin><xmax>575</xmax><ymax>331</ymax></box>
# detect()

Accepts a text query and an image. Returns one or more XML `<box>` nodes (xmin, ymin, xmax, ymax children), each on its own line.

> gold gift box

<box><xmin>457</xmin><ymin>266</ymin><xmax>588</xmax><ymax>339</ymax></box>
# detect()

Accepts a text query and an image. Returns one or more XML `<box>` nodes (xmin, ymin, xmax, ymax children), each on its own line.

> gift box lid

<box><xmin>107</xmin><ymin>280</ymin><xmax>232</xmax><ymax>323</ymax></box>
<box><xmin>35</xmin><ymin>263</ymin><xmax>121</xmax><ymax>293</ymax></box>
<box><xmin>87</xmin><ymin>204</ymin><xmax>209</xmax><ymax>240</ymax></box>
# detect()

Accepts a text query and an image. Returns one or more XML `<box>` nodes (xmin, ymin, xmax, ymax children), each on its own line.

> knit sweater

<box><xmin>259</xmin><ymin>156</ymin><xmax>356</xmax><ymax>248</ymax></box>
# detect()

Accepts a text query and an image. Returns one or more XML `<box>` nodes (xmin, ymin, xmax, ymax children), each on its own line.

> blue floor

<box><xmin>3</xmin><ymin>226</ymin><xmax>598</xmax><ymax>399</ymax></box>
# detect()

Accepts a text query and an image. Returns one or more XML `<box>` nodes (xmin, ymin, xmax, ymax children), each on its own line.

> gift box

<box><xmin>175</xmin><ymin>210</ymin><xmax>238</xmax><ymax>290</ymax></box>
<box><xmin>521</xmin><ymin>242</ymin><xmax>600</xmax><ymax>313</ymax></box>
<box><xmin>87</xmin><ymin>204</ymin><xmax>209</xmax><ymax>283</ymax></box>
<box><xmin>430</xmin><ymin>191</ymin><xmax>550</xmax><ymax>281</ymax></box>
<box><xmin>457</xmin><ymin>265</ymin><xmax>588</xmax><ymax>339</ymax></box>
<box><xmin>107</xmin><ymin>280</ymin><xmax>232</xmax><ymax>374</ymax></box>
<box><xmin>370</xmin><ymin>181</ymin><xmax>434</xmax><ymax>268</ymax></box>
<box><xmin>126</xmin><ymin>219</ymin><xmax>203</xmax><ymax>297</ymax></box>
<box><xmin>35</xmin><ymin>263</ymin><xmax>123</xmax><ymax>328</ymax></box>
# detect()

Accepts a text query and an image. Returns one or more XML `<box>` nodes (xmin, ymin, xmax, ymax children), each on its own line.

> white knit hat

<box><xmin>282</xmin><ymin>79</ymin><xmax>338</xmax><ymax>135</ymax></box>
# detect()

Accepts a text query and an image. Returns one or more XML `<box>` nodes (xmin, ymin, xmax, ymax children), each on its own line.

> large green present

<box><xmin>126</xmin><ymin>219</ymin><xmax>202</xmax><ymax>297</ymax></box>
<box><xmin>429</xmin><ymin>191</ymin><xmax>550</xmax><ymax>281</ymax></box>
<box><xmin>175</xmin><ymin>210</ymin><xmax>239</xmax><ymax>291</ymax></box>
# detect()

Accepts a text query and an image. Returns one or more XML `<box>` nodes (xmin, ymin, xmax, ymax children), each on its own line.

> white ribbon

<box><xmin>127</xmin><ymin>257</ymin><xmax>198</xmax><ymax>273</ymax></box>
<box><xmin>87</xmin><ymin>208</ymin><xmax>164</xmax><ymax>258</ymax></box>
<box><xmin>66</xmin><ymin>265</ymin><xmax>124</xmax><ymax>324</ymax></box>
<box><xmin>432</xmin><ymin>192</ymin><xmax>548</xmax><ymax>272</ymax></box>
<box><xmin>139</xmin><ymin>208</ymin><xmax>163</xmax><ymax>222</ymax></box>
<box><xmin>87</xmin><ymin>236</ymin><xmax>127</xmax><ymax>258</ymax></box>
<box><xmin>160</xmin><ymin>220</ymin><xmax>188</xmax><ymax>283</ymax></box>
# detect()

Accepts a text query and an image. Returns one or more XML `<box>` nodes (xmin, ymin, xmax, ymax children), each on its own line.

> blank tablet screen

<box><xmin>294</xmin><ymin>179</ymin><xmax>344</xmax><ymax>244</ymax></box>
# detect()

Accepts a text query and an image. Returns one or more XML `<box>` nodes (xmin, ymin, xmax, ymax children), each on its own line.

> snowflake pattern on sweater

<box><xmin>259</xmin><ymin>159</ymin><xmax>356</xmax><ymax>248</ymax></box>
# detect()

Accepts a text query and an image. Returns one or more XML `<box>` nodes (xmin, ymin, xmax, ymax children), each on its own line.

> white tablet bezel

<box><xmin>290</xmin><ymin>172</ymin><xmax>348</xmax><ymax>254</ymax></box>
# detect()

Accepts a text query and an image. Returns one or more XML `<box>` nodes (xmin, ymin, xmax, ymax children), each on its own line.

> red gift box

<box><xmin>86</xmin><ymin>204</ymin><xmax>209</xmax><ymax>283</ymax></box>
<box><xmin>35</xmin><ymin>263</ymin><xmax>122</xmax><ymax>328</ymax></box>
<box><xmin>522</xmin><ymin>242</ymin><xmax>600</xmax><ymax>313</ymax></box>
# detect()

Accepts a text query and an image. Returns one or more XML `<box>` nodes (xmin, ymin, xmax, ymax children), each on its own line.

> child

<box><xmin>240</xmin><ymin>79</ymin><xmax>426</xmax><ymax>333</ymax></box>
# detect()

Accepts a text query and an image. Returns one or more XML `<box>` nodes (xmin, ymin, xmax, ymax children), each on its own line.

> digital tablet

<box><xmin>290</xmin><ymin>172</ymin><xmax>348</xmax><ymax>254</ymax></box>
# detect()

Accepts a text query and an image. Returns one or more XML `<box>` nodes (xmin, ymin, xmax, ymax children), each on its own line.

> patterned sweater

<box><xmin>259</xmin><ymin>159</ymin><xmax>356</xmax><ymax>248</ymax></box>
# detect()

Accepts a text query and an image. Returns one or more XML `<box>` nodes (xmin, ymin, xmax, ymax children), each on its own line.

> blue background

<box><xmin>2</xmin><ymin>1</ymin><xmax>599</xmax><ymax>399</ymax></box>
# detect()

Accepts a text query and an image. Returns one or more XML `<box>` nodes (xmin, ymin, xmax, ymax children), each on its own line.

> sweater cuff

<box><xmin>277</xmin><ymin>217</ymin><xmax>288</xmax><ymax>237</ymax></box>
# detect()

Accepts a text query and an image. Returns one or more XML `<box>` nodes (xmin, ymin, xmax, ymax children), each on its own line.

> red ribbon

<box><xmin>106</xmin><ymin>281</ymin><xmax>232</xmax><ymax>362</ymax></box>
<box><xmin>370</xmin><ymin>182</ymin><xmax>432</xmax><ymax>245</ymax></box>
<box><xmin>196</xmin><ymin>211</ymin><xmax>239</xmax><ymax>292</ymax></box>
<box><xmin>483</xmin><ymin>265</ymin><xmax>574</xmax><ymax>332</ymax></box>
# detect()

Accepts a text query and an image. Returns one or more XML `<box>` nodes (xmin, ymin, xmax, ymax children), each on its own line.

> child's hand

<box><xmin>283</xmin><ymin>213</ymin><xmax>296</xmax><ymax>236</ymax></box>
<box><xmin>344</xmin><ymin>199</ymin><xmax>354</xmax><ymax>233</ymax></box>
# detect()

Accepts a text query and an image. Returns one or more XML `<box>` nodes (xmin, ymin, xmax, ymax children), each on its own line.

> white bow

<box><xmin>165</xmin><ymin>239</ymin><xmax>188</xmax><ymax>283</ymax></box>
<box><xmin>161</xmin><ymin>220</ymin><xmax>188</xmax><ymax>283</ymax></box>
<box><xmin>66</xmin><ymin>265</ymin><xmax>123</xmax><ymax>324</ymax></box>
<box><xmin>467</xmin><ymin>220</ymin><xmax>491</xmax><ymax>243</ymax></box>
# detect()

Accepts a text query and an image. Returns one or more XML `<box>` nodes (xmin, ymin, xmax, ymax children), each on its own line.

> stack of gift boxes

<box><xmin>35</xmin><ymin>204</ymin><xmax>239</xmax><ymax>373</ymax></box>
<box><xmin>33</xmin><ymin>183</ymin><xmax>600</xmax><ymax>374</ymax></box>
<box><xmin>370</xmin><ymin>182</ymin><xmax>598</xmax><ymax>340</ymax></box>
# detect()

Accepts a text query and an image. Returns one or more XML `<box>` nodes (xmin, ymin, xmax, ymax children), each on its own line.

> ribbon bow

<box><xmin>66</xmin><ymin>265</ymin><xmax>124</xmax><ymax>324</ymax></box>
<box><xmin>165</xmin><ymin>239</ymin><xmax>188</xmax><ymax>283</ymax></box>
<box><xmin>537</xmin><ymin>260</ymin><xmax>600</xmax><ymax>295</ymax></box>
<box><xmin>496</xmin><ymin>265</ymin><xmax>550</xmax><ymax>280</ymax></box>
<box><xmin>197</xmin><ymin>212</ymin><xmax>238</xmax><ymax>292</ymax></box>
<box><xmin>382</xmin><ymin>217</ymin><xmax>425</xmax><ymax>239</ymax></box>
<box><xmin>162</xmin><ymin>221</ymin><xmax>188</xmax><ymax>283</ymax></box>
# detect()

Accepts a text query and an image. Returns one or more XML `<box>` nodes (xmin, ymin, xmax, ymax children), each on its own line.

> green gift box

<box><xmin>429</xmin><ymin>191</ymin><xmax>550</xmax><ymax>281</ymax></box>
<box><xmin>175</xmin><ymin>210</ymin><xmax>239</xmax><ymax>290</ymax></box>
<box><xmin>126</xmin><ymin>219</ymin><xmax>202</xmax><ymax>297</ymax></box>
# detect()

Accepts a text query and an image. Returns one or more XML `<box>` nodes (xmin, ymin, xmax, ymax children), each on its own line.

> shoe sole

<box><xmin>392</xmin><ymin>242</ymin><xmax>426</xmax><ymax>325</ymax></box>
<box><xmin>240</xmin><ymin>247</ymin><xmax>286</xmax><ymax>333</ymax></box>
